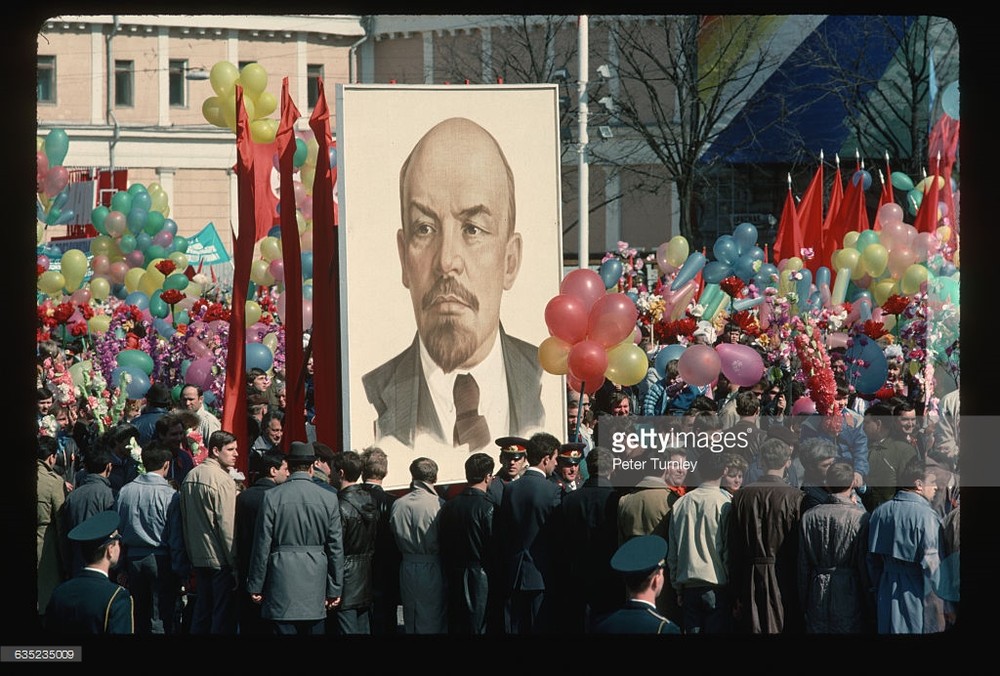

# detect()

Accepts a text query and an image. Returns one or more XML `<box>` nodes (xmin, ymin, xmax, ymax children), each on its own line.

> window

<box><xmin>169</xmin><ymin>59</ymin><xmax>187</xmax><ymax>107</ymax></box>
<box><xmin>308</xmin><ymin>64</ymin><xmax>324</xmax><ymax>108</ymax></box>
<box><xmin>37</xmin><ymin>55</ymin><xmax>56</xmax><ymax>103</ymax></box>
<box><xmin>114</xmin><ymin>60</ymin><xmax>134</xmax><ymax>107</ymax></box>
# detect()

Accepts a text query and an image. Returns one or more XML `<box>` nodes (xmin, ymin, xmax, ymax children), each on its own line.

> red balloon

<box><xmin>677</xmin><ymin>344</ymin><xmax>721</xmax><ymax>387</ymax></box>
<box><xmin>544</xmin><ymin>294</ymin><xmax>589</xmax><ymax>344</ymax></box>
<box><xmin>559</xmin><ymin>268</ymin><xmax>605</xmax><ymax>313</ymax></box>
<box><xmin>568</xmin><ymin>339</ymin><xmax>609</xmax><ymax>385</ymax></box>
<box><xmin>44</xmin><ymin>165</ymin><xmax>69</xmax><ymax>198</ymax></box>
<box><xmin>715</xmin><ymin>342</ymin><xmax>765</xmax><ymax>388</ymax></box>
<box><xmin>587</xmin><ymin>293</ymin><xmax>639</xmax><ymax>348</ymax></box>
<box><xmin>567</xmin><ymin>373</ymin><xmax>602</xmax><ymax>396</ymax></box>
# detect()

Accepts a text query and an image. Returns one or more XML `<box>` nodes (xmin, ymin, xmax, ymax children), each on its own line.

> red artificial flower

<box><xmin>882</xmin><ymin>294</ymin><xmax>910</xmax><ymax>315</ymax></box>
<box><xmin>872</xmin><ymin>386</ymin><xmax>896</xmax><ymax>400</ymax></box>
<box><xmin>160</xmin><ymin>289</ymin><xmax>186</xmax><ymax>305</ymax></box>
<box><xmin>841</xmin><ymin>300</ymin><xmax>853</xmax><ymax>315</ymax></box>
<box><xmin>730</xmin><ymin>310</ymin><xmax>761</xmax><ymax>336</ymax></box>
<box><xmin>125</xmin><ymin>332</ymin><xmax>141</xmax><ymax>350</ymax></box>
<box><xmin>861</xmin><ymin>320</ymin><xmax>888</xmax><ymax>340</ymax></box>
<box><xmin>70</xmin><ymin>321</ymin><xmax>88</xmax><ymax>337</ymax></box>
<box><xmin>37</xmin><ymin>327</ymin><xmax>52</xmax><ymax>342</ymax></box>
<box><xmin>53</xmin><ymin>302</ymin><xmax>75</xmax><ymax>325</ymax></box>
<box><xmin>37</xmin><ymin>263</ymin><xmax>46</xmax><ymax>277</ymax></box>
<box><xmin>260</xmin><ymin>313</ymin><xmax>273</xmax><ymax>325</ymax></box>
<box><xmin>79</xmin><ymin>304</ymin><xmax>95</xmax><ymax>320</ymax></box>
<box><xmin>720</xmin><ymin>276</ymin><xmax>746</xmax><ymax>298</ymax></box>
<box><xmin>155</xmin><ymin>259</ymin><xmax>177</xmax><ymax>276</ymax></box>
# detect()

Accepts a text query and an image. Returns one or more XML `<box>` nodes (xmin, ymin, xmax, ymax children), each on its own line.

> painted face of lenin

<box><xmin>397</xmin><ymin>118</ymin><xmax>522</xmax><ymax>373</ymax></box>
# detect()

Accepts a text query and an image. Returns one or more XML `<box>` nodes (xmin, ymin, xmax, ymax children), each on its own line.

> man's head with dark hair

<box><xmin>464</xmin><ymin>452</ymin><xmax>495</xmax><ymax>484</ymax></box>
<box><xmin>824</xmin><ymin>461</ymin><xmax>856</xmax><ymax>493</ymax></box>
<box><xmin>735</xmin><ymin>390</ymin><xmax>761</xmax><ymax>417</ymax></box>
<box><xmin>688</xmin><ymin>395</ymin><xmax>718</xmax><ymax>413</ymax></box>
<box><xmin>759</xmin><ymin>437</ymin><xmax>793</xmax><ymax>471</ymax></box>
<box><xmin>83</xmin><ymin>446</ymin><xmax>114</xmax><ymax>475</ymax></box>
<box><xmin>145</xmin><ymin>383</ymin><xmax>172</xmax><ymax>409</ymax></box>
<box><xmin>251</xmin><ymin>450</ymin><xmax>288</xmax><ymax>479</ymax></box>
<box><xmin>697</xmin><ymin>451</ymin><xmax>727</xmax><ymax>481</ymax></box>
<box><xmin>361</xmin><ymin>446</ymin><xmax>388</xmax><ymax>481</ymax></box>
<box><xmin>209</xmin><ymin>430</ymin><xmax>237</xmax><ymax>452</ymax></box>
<box><xmin>38</xmin><ymin>435</ymin><xmax>58</xmax><ymax>461</ymax></box>
<box><xmin>141</xmin><ymin>442</ymin><xmax>174</xmax><ymax>474</ymax></box>
<box><xmin>312</xmin><ymin>441</ymin><xmax>336</xmax><ymax>464</ymax></box>
<box><xmin>799</xmin><ymin>437</ymin><xmax>838</xmax><ymax>475</ymax></box>
<box><xmin>691</xmin><ymin>410</ymin><xmax>722</xmax><ymax>433</ymax></box>
<box><xmin>609</xmin><ymin>391</ymin><xmax>631</xmax><ymax>416</ymax></box>
<box><xmin>586</xmin><ymin>446</ymin><xmax>614</xmax><ymax>479</ymax></box>
<box><xmin>37</xmin><ymin>387</ymin><xmax>55</xmax><ymax>415</ymax></box>
<box><xmin>409</xmin><ymin>457</ymin><xmax>438</xmax><ymax>484</ymax></box>
<box><xmin>155</xmin><ymin>412</ymin><xmax>187</xmax><ymax>450</ymax></box>
<box><xmin>526</xmin><ymin>432</ymin><xmax>561</xmax><ymax>466</ymax></box>
<box><xmin>332</xmin><ymin>450</ymin><xmax>365</xmax><ymax>483</ymax></box>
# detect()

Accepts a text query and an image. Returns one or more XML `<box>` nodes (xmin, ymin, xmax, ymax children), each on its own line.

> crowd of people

<box><xmin>35</xmin><ymin>312</ymin><xmax>960</xmax><ymax>637</ymax></box>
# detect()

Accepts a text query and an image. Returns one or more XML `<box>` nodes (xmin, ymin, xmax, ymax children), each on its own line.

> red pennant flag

<box><xmin>252</xmin><ymin>141</ymin><xmax>279</xmax><ymax>242</ymax></box>
<box><xmin>797</xmin><ymin>161</ymin><xmax>824</xmax><ymax>272</ymax></box>
<box><xmin>873</xmin><ymin>173</ymin><xmax>892</xmax><ymax>232</ymax></box>
<box><xmin>913</xmin><ymin>166</ymin><xmax>942</xmax><ymax>235</ymax></box>
<box><xmin>220</xmin><ymin>86</ymin><xmax>255</xmax><ymax>476</ymax></box>
<box><xmin>308</xmin><ymin>78</ymin><xmax>343</xmax><ymax>448</ymax></box>
<box><xmin>819</xmin><ymin>165</ymin><xmax>843</xmax><ymax>271</ymax></box>
<box><xmin>884</xmin><ymin>154</ymin><xmax>895</xmax><ymax>206</ymax></box>
<box><xmin>929</xmin><ymin>116</ymin><xmax>960</xmax><ymax>239</ymax></box>
<box><xmin>275</xmin><ymin>77</ymin><xmax>305</xmax><ymax>446</ymax></box>
<box><xmin>772</xmin><ymin>183</ymin><xmax>802</xmax><ymax>264</ymax></box>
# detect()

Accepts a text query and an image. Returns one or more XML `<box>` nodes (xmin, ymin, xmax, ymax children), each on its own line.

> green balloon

<box><xmin>145</xmin><ymin>210</ymin><xmax>166</xmax><ymax>235</ymax></box>
<box><xmin>120</xmin><ymin>233</ymin><xmax>138</xmax><ymax>254</ymax></box>
<box><xmin>163</xmin><ymin>274</ymin><xmax>190</xmax><ymax>291</ymax></box>
<box><xmin>854</xmin><ymin>229</ymin><xmax>880</xmax><ymax>252</ymax></box>
<box><xmin>44</xmin><ymin>128</ymin><xmax>70</xmax><ymax>166</ymax></box>
<box><xmin>173</xmin><ymin>235</ymin><xmax>189</xmax><ymax>253</ymax></box>
<box><xmin>149</xmin><ymin>291</ymin><xmax>170</xmax><ymax>319</ymax></box>
<box><xmin>174</xmin><ymin>310</ymin><xmax>190</xmax><ymax>325</ymax></box>
<box><xmin>116</xmin><ymin>348</ymin><xmax>154</xmax><ymax>376</ymax></box>
<box><xmin>890</xmin><ymin>171</ymin><xmax>914</xmax><ymax>192</ymax></box>
<box><xmin>91</xmin><ymin>205</ymin><xmax>110</xmax><ymax>235</ymax></box>
<box><xmin>293</xmin><ymin>138</ymin><xmax>308</xmax><ymax>168</ymax></box>
<box><xmin>110</xmin><ymin>190</ymin><xmax>133</xmax><ymax>214</ymax></box>
<box><xmin>128</xmin><ymin>183</ymin><xmax>149</xmax><ymax>195</ymax></box>
<box><xmin>907</xmin><ymin>188</ymin><xmax>923</xmax><ymax>216</ymax></box>
<box><xmin>145</xmin><ymin>245</ymin><xmax>168</xmax><ymax>261</ymax></box>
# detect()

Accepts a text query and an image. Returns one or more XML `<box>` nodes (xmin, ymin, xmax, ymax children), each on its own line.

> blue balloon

<box><xmin>302</xmin><ymin>283</ymin><xmax>314</xmax><ymax>300</ymax></box>
<box><xmin>671</xmin><ymin>252</ymin><xmax>706</xmax><ymax>291</ymax></box>
<box><xmin>733</xmin><ymin>222</ymin><xmax>758</xmax><ymax>255</ymax></box>
<box><xmin>733</xmin><ymin>255</ymin><xmax>757</xmax><ymax>281</ymax></box>
<box><xmin>246</xmin><ymin>342</ymin><xmax>274</xmax><ymax>373</ymax></box>
<box><xmin>795</xmin><ymin>269</ymin><xmax>813</xmax><ymax>306</ymax></box>
<box><xmin>713</xmin><ymin>235</ymin><xmax>740</xmax><ymax>266</ymax></box>
<box><xmin>599</xmin><ymin>258</ymin><xmax>624</xmax><ymax>289</ymax></box>
<box><xmin>329</xmin><ymin>146</ymin><xmax>338</xmax><ymax>168</ymax></box>
<box><xmin>844</xmin><ymin>334</ymin><xmax>888</xmax><ymax>395</ymax></box>
<box><xmin>301</xmin><ymin>252</ymin><xmax>314</xmax><ymax>280</ymax></box>
<box><xmin>136</xmin><ymin>232</ymin><xmax>153</xmax><ymax>252</ymax></box>
<box><xmin>625</xmin><ymin>288</ymin><xmax>640</xmax><ymax>306</ymax></box>
<box><xmin>731</xmin><ymin>296</ymin><xmax>764</xmax><ymax>312</ymax></box>
<box><xmin>127</xmin><ymin>208</ymin><xmax>148</xmax><ymax>234</ymax></box>
<box><xmin>815</xmin><ymin>266</ymin><xmax>831</xmax><ymax>289</ymax></box>
<box><xmin>851</xmin><ymin>169</ymin><xmax>872</xmax><ymax>191</ymax></box>
<box><xmin>203</xmin><ymin>391</ymin><xmax>217</xmax><ymax>405</ymax></box>
<box><xmin>124</xmin><ymin>291</ymin><xmax>149</xmax><ymax>310</ymax></box>
<box><xmin>161</xmin><ymin>217</ymin><xmax>178</xmax><ymax>236</ymax></box>
<box><xmin>702</xmin><ymin>260</ymin><xmax>732</xmax><ymax>285</ymax></box>
<box><xmin>654</xmin><ymin>344</ymin><xmax>687</xmax><ymax>379</ymax></box>
<box><xmin>130</xmin><ymin>191</ymin><xmax>152</xmax><ymax>213</ymax></box>
<box><xmin>111</xmin><ymin>365</ymin><xmax>151</xmax><ymax>399</ymax></box>
<box><xmin>268</xmin><ymin>225</ymin><xmax>282</xmax><ymax>238</ymax></box>
<box><xmin>753</xmin><ymin>263</ymin><xmax>780</xmax><ymax>289</ymax></box>
<box><xmin>154</xmin><ymin>317</ymin><xmax>176</xmax><ymax>338</ymax></box>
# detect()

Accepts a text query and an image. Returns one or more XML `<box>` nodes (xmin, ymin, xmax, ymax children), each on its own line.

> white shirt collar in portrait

<box><xmin>419</xmin><ymin>331</ymin><xmax>510</xmax><ymax>446</ymax></box>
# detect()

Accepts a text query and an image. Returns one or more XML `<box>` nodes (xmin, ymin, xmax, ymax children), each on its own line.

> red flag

<box><xmin>827</xmin><ymin>166</ymin><xmax>870</xmax><ymax>268</ymax></box>
<box><xmin>929</xmin><ymin>116</ymin><xmax>960</xmax><ymax>238</ymax></box>
<box><xmin>797</xmin><ymin>161</ymin><xmax>824</xmax><ymax>272</ymax></box>
<box><xmin>819</xmin><ymin>165</ymin><xmax>843</xmax><ymax>270</ymax></box>
<box><xmin>275</xmin><ymin>78</ymin><xmax>305</xmax><ymax>446</ymax></box>
<box><xmin>772</xmin><ymin>183</ymin><xmax>801</xmax><ymax>264</ymax></box>
<box><xmin>220</xmin><ymin>86</ymin><xmax>255</xmax><ymax>476</ymax></box>
<box><xmin>308</xmin><ymin>78</ymin><xmax>343</xmax><ymax>448</ymax></box>
<box><xmin>913</xmin><ymin>166</ymin><xmax>942</xmax><ymax>235</ymax></box>
<box><xmin>884</xmin><ymin>155</ymin><xmax>895</xmax><ymax>206</ymax></box>
<box><xmin>252</xmin><ymin>142</ymin><xmax>279</xmax><ymax>242</ymax></box>
<box><xmin>873</xmin><ymin>172</ymin><xmax>892</xmax><ymax>231</ymax></box>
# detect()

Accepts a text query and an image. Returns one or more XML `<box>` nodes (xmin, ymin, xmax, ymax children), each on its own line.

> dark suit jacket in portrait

<box><xmin>362</xmin><ymin>327</ymin><xmax>543</xmax><ymax>447</ymax></box>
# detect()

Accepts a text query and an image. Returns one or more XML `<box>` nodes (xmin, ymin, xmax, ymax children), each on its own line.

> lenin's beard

<box><xmin>420</xmin><ymin>277</ymin><xmax>481</xmax><ymax>373</ymax></box>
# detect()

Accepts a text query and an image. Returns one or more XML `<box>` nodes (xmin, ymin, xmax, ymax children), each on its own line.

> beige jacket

<box><xmin>180</xmin><ymin>457</ymin><xmax>237</xmax><ymax>569</ymax></box>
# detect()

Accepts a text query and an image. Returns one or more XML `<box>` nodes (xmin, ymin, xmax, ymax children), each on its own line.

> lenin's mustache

<box><xmin>422</xmin><ymin>277</ymin><xmax>480</xmax><ymax>313</ymax></box>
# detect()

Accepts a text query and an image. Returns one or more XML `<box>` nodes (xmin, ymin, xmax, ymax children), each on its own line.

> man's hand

<box><xmin>325</xmin><ymin>597</ymin><xmax>342</xmax><ymax>610</ymax></box>
<box><xmin>250</xmin><ymin>593</ymin><xmax>263</xmax><ymax>605</ymax></box>
<box><xmin>853</xmin><ymin>472</ymin><xmax>864</xmax><ymax>490</ymax></box>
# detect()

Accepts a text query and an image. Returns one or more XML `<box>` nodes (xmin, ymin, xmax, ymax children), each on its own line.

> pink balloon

<box><xmin>568</xmin><ymin>339</ymin><xmax>609</xmax><ymax>385</ymax></box>
<box><xmin>37</xmin><ymin>255</ymin><xmax>50</xmax><ymax>271</ymax></box>
<box><xmin>587</xmin><ymin>294</ymin><xmax>638</xmax><ymax>348</ymax></box>
<box><xmin>877</xmin><ymin>202</ymin><xmax>903</xmax><ymax>227</ymax></box>
<box><xmin>43</xmin><ymin>166</ymin><xmax>69</xmax><ymax>198</ymax></box>
<box><xmin>105</xmin><ymin>210</ymin><xmax>127</xmax><ymax>237</ymax></box>
<box><xmin>912</xmin><ymin>233</ymin><xmax>938</xmax><ymax>262</ymax></box>
<box><xmin>677</xmin><ymin>344</ymin><xmax>721</xmax><ymax>387</ymax></box>
<box><xmin>300</xmin><ymin>195</ymin><xmax>313</xmax><ymax>220</ymax></box>
<box><xmin>826</xmin><ymin>332</ymin><xmax>849</xmax><ymax>350</ymax></box>
<box><xmin>152</xmin><ymin>230</ymin><xmax>174</xmax><ymax>248</ymax></box>
<box><xmin>109</xmin><ymin>261</ymin><xmax>128</xmax><ymax>285</ymax></box>
<box><xmin>187</xmin><ymin>336</ymin><xmax>210</xmax><ymax>359</ymax></box>
<box><xmin>91</xmin><ymin>254</ymin><xmax>110</xmax><ymax>275</ymax></box>
<box><xmin>888</xmin><ymin>246</ymin><xmax>917</xmax><ymax>277</ymax></box>
<box><xmin>269</xmin><ymin>259</ymin><xmax>285</xmax><ymax>283</ymax></box>
<box><xmin>70</xmin><ymin>288</ymin><xmax>92</xmax><ymax>305</ymax></box>
<box><xmin>714</xmin><ymin>343</ymin><xmax>764</xmax><ymax>387</ymax></box>
<box><xmin>791</xmin><ymin>396</ymin><xmax>817</xmax><ymax>415</ymax></box>
<box><xmin>125</xmin><ymin>250</ymin><xmax>145</xmax><ymax>268</ymax></box>
<box><xmin>186</xmin><ymin>356</ymin><xmax>215</xmax><ymax>389</ymax></box>
<box><xmin>632</xmin><ymin>326</ymin><xmax>643</xmax><ymax>345</ymax></box>
<box><xmin>559</xmin><ymin>269</ymin><xmax>606</xmax><ymax>313</ymax></box>
<box><xmin>36</xmin><ymin>151</ymin><xmax>49</xmax><ymax>185</ymax></box>
<box><xmin>544</xmin><ymin>294</ymin><xmax>589</xmax><ymax>344</ymax></box>
<box><xmin>302</xmin><ymin>299</ymin><xmax>313</xmax><ymax>331</ymax></box>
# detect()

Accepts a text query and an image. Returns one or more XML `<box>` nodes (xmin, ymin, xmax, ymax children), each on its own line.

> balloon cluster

<box><xmin>37</xmin><ymin>129</ymin><xmax>76</xmax><ymax>230</ymax></box>
<box><xmin>539</xmin><ymin>269</ymin><xmax>647</xmax><ymax>395</ymax></box>
<box><xmin>202</xmin><ymin>61</ymin><xmax>278</xmax><ymax>143</ymax></box>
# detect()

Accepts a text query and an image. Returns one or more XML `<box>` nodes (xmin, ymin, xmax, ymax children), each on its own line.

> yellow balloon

<box><xmin>90</xmin><ymin>235</ymin><xmax>114</xmax><ymax>257</ymax></box>
<box><xmin>296</xmin><ymin>212</ymin><xmax>308</xmax><ymax>235</ymax></box>
<box><xmin>202</xmin><ymin>96</ymin><xmax>226</xmax><ymax>128</ymax></box>
<box><xmin>139</xmin><ymin>271</ymin><xmax>164</xmax><ymax>298</ymax></box>
<box><xmin>89</xmin><ymin>276</ymin><xmax>111</xmax><ymax>301</ymax></box>
<box><xmin>953</xmin><ymin>249</ymin><xmax>960</xmax><ymax>269</ymax></box>
<box><xmin>263</xmin><ymin>332</ymin><xmax>279</xmax><ymax>354</ymax></box>
<box><xmin>872</xmin><ymin>279</ymin><xmax>895</xmax><ymax>305</ymax></box>
<box><xmin>37</xmin><ymin>221</ymin><xmax>44</xmax><ymax>246</ymax></box>
<box><xmin>245</xmin><ymin>300</ymin><xmax>262</xmax><ymax>327</ymax></box>
<box><xmin>38</xmin><ymin>270</ymin><xmax>66</xmax><ymax>295</ymax></box>
<box><xmin>124</xmin><ymin>267</ymin><xmax>145</xmax><ymax>293</ymax></box>
<box><xmin>837</xmin><ymin>248</ymin><xmax>860</xmax><ymax>274</ymax></box>
<box><xmin>88</xmin><ymin>315</ymin><xmax>112</xmax><ymax>334</ymax></box>
<box><xmin>255</xmin><ymin>90</ymin><xmax>277</xmax><ymax>118</ymax></box>
<box><xmin>250</xmin><ymin>119</ymin><xmax>276</xmax><ymax>144</ymax></box>
<box><xmin>210</xmin><ymin>61</ymin><xmax>240</xmax><ymax>98</ymax></box>
<box><xmin>605</xmin><ymin>341</ymin><xmax>649</xmax><ymax>387</ymax></box>
<box><xmin>301</xmin><ymin>166</ymin><xmax>316</xmax><ymax>192</ymax></box>
<box><xmin>843</xmin><ymin>231</ymin><xmax>860</xmax><ymax>249</ymax></box>
<box><xmin>240</xmin><ymin>63</ymin><xmax>268</xmax><ymax>96</ymax></box>
<box><xmin>882</xmin><ymin>314</ymin><xmax>896</xmax><ymax>334</ymax></box>
<box><xmin>306</xmin><ymin>138</ymin><xmax>319</xmax><ymax>165</ymax></box>
<box><xmin>186</xmin><ymin>282</ymin><xmax>203</xmax><ymax>298</ymax></box>
<box><xmin>61</xmin><ymin>249</ymin><xmax>88</xmax><ymax>291</ymax></box>
<box><xmin>260</xmin><ymin>237</ymin><xmax>281</xmax><ymax>262</ymax></box>
<box><xmin>537</xmin><ymin>336</ymin><xmax>572</xmax><ymax>375</ymax></box>
<box><xmin>151</xmin><ymin>190</ymin><xmax>169</xmax><ymax>212</ymax></box>
<box><xmin>250</xmin><ymin>259</ymin><xmax>275</xmax><ymax>287</ymax></box>
<box><xmin>778</xmin><ymin>269</ymin><xmax>794</xmax><ymax>296</ymax></box>
<box><xmin>666</xmin><ymin>235</ymin><xmax>689</xmax><ymax>268</ymax></box>
<box><xmin>861</xmin><ymin>244</ymin><xmax>888</xmax><ymax>277</ymax></box>
<box><xmin>900</xmin><ymin>263</ymin><xmax>928</xmax><ymax>295</ymax></box>
<box><xmin>169</xmin><ymin>252</ymin><xmax>189</xmax><ymax>269</ymax></box>
<box><xmin>936</xmin><ymin>225</ymin><xmax>952</xmax><ymax>243</ymax></box>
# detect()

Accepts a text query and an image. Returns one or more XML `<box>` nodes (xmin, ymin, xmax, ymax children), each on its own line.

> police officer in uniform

<box><xmin>593</xmin><ymin>535</ymin><xmax>680</xmax><ymax>634</ymax></box>
<box><xmin>486</xmin><ymin>436</ymin><xmax>529</xmax><ymax>506</ymax></box>
<box><xmin>550</xmin><ymin>442</ymin><xmax>585</xmax><ymax>494</ymax></box>
<box><xmin>45</xmin><ymin>510</ymin><xmax>134</xmax><ymax>634</ymax></box>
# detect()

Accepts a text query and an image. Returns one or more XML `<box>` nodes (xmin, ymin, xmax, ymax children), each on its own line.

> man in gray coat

<box><xmin>247</xmin><ymin>441</ymin><xmax>345</xmax><ymax>635</ymax></box>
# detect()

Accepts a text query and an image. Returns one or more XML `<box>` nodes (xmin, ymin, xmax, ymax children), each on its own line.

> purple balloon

<box><xmin>152</xmin><ymin>230</ymin><xmax>174</xmax><ymax>248</ymax></box>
